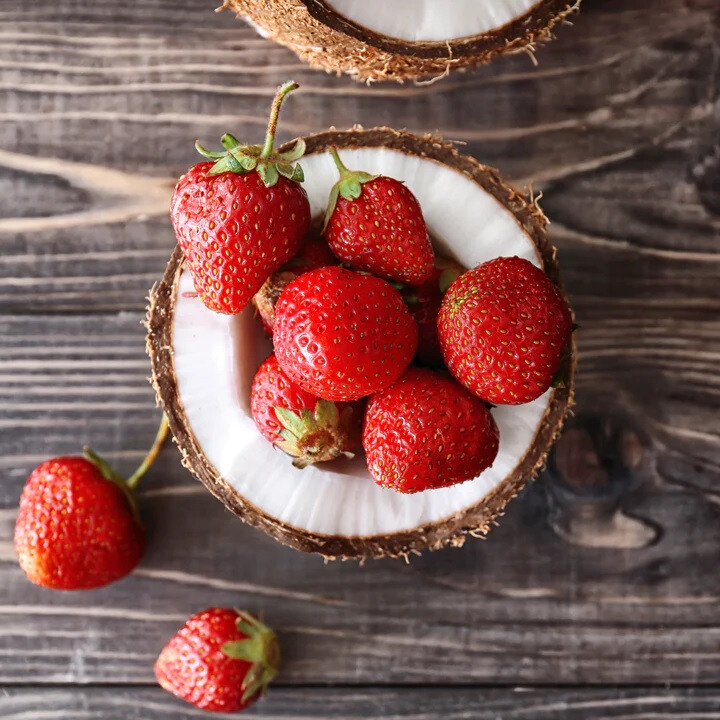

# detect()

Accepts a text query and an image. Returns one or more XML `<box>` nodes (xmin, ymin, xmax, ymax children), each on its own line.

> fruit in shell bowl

<box><xmin>147</xmin><ymin>83</ymin><xmax>575</xmax><ymax>559</ymax></box>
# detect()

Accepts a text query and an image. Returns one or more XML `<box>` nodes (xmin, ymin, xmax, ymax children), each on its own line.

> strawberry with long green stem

<box><xmin>171</xmin><ymin>81</ymin><xmax>311</xmax><ymax>314</ymax></box>
<box><xmin>14</xmin><ymin>415</ymin><xmax>169</xmax><ymax>590</ymax></box>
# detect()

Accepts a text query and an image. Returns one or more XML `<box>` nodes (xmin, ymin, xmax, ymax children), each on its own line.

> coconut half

<box><xmin>225</xmin><ymin>0</ymin><xmax>581</xmax><ymax>82</ymax></box>
<box><xmin>147</xmin><ymin>129</ymin><xmax>575</xmax><ymax>559</ymax></box>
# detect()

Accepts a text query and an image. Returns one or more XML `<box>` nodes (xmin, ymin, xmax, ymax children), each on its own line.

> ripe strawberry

<box><xmin>155</xmin><ymin>608</ymin><xmax>279</xmax><ymax>713</ymax></box>
<box><xmin>273</xmin><ymin>266</ymin><xmax>418</xmax><ymax>401</ymax></box>
<box><xmin>323</xmin><ymin>147</ymin><xmax>434</xmax><ymax>284</ymax></box>
<box><xmin>14</xmin><ymin>418</ymin><xmax>168</xmax><ymax>590</ymax></box>
<box><xmin>14</xmin><ymin>456</ymin><xmax>144</xmax><ymax>590</ymax></box>
<box><xmin>251</xmin><ymin>353</ymin><xmax>362</xmax><ymax>467</ymax></box>
<box><xmin>171</xmin><ymin>81</ymin><xmax>311</xmax><ymax>314</ymax></box>
<box><xmin>402</xmin><ymin>255</ymin><xmax>464</xmax><ymax>367</ymax></box>
<box><xmin>253</xmin><ymin>234</ymin><xmax>337</xmax><ymax>333</ymax></box>
<box><xmin>437</xmin><ymin>256</ymin><xmax>572</xmax><ymax>405</ymax></box>
<box><xmin>363</xmin><ymin>367</ymin><xmax>499</xmax><ymax>494</ymax></box>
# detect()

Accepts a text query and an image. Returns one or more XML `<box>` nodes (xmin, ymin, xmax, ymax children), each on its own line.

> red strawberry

<box><xmin>155</xmin><ymin>607</ymin><xmax>279</xmax><ymax>713</ymax></box>
<box><xmin>363</xmin><ymin>367</ymin><xmax>499</xmax><ymax>494</ymax></box>
<box><xmin>323</xmin><ymin>147</ymin><xmax>434</xmax><ymax>284</ymax></box>
<box><xmin>14</xmin><ymin>457</ymin><xmax>144</xmax><ymax>590</ymax></box>
<box><xmin>14</xmin><ymin>417</ymin><xmax>167</xmax><ymax>590</ymax></box>
<box><xmin>253</xmin><ymin>234</ymin><xmax>337</xmax><ymax>333</ymax></box>
<box><xmin>437</xmin><ymin>256</ymin><xmax>572</xmax><ymax>405</ymax></box>
<box><xmin>251</xmin><ymin>353</ymin><xmax>362</xmax><ymax>467</ymax></box>
<box><xmin>290</xmin><ymin>233</ymin><xmax>338</xmax><ymax>269</ymax></box>
<box><xmin>402</xmin><ymin>255</ymin><xmax>464</xmax><ymax>367</ymax></box>
<box><xmin>273</xmin><ymin>266</ymin><xmax>418</xmax><ymax>401</ymax></box>
<box><xmin>171</xmin><ymin>81</ymin><xmax>311</xmax><ymax>314</ymax></box>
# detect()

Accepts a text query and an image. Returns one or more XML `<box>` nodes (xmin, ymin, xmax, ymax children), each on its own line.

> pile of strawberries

<box><xmin>172</xmin><ymin>82</ymin><xmax>573</xmax><ymax>493</ymax></box>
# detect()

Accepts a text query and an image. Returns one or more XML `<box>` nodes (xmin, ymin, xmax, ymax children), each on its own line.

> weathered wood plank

<box><xmin>1</xmin><ymin>312</ymin><xmax>719</xmax><ymax>684</ymax></box>
<box><xmin>4</xmin><ymin>687</ymin><xmax>720</xmax><ymax>719</ymax></box>
<box><xmin>2</xmin><ymin>310</ymin><xmax>717</xmax><ymax>497</ymax></box>
<box><xmin>0</xmin><ymin>0</ymin><xmax>717</xmax><ymax>312</ymax></box>
<box><xmin>3</xmin><ymin>494</ymin><xmax>719</xmax><ymax>685</ymax></box>
<box><xmin>1</xmin><ymin>0</ymin><xmax>719</xmax><ymax>698</ymax></box>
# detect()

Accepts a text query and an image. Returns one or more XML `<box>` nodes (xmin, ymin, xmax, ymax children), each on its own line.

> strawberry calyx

<box><xmin>195</xmin><ymin>81</ymin><xmax>305</xmax><ymax>187</ymax></box>
<box><xmin>274</xmin><ymin>399</ymin><xmax>355</xmax><ymax>469</ymax></box>
<box><xmin>82</xmin><ymin>414</ymin><xmax>170</xmax><ymax>523</ymax></box>
<box><xmin>221</xmin><ymin>612</ymin><xmax>280</xmax><ymax>703</ymax></box>
<box><xmin>322</xmin><ymin>146</ymin><xmax>380</xmax><ymax>230</ymax></box>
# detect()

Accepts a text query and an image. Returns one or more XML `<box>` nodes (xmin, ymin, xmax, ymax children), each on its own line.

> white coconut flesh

<box><xmin>324</xmin><ymin>0</ymin><xmax>540</xmax><ymax>42</ymax></box>
<box><xmin>171</xmin><ymin>147</ymin><xmax>553</xmax><ymax>538</ymax></box>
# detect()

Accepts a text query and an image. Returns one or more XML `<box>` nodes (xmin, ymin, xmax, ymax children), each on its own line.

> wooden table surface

<box><xmin>1</xmin><ymin>0</ymin><xmax>719</xmax><ymax>717</ymax></box>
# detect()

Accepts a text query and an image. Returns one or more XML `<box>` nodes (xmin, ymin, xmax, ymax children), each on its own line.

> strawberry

<box><xmin>252</xmin><ymin>234</ymin><xmax>337</xmax><ymax>333</ymax></box>
<box><xmin>251</xmin><ymin>353</ymin><xmax>362</xmax><ymax>467</ymax></box>
<box><xmin>323</xmin><ymin>147</ymin><xmax>434</xmax><ymax>284</ymax></box>
<box><xmin>14</xmin><ymin>417</ymin><xmax>168</xmax><ymax>590</ymax></box>
<box><xmin>171</xmin><ymin>81</ymin><xmax>311</xmax><ymax>314</ymax></box>
<box><xmin>402</xmin><ymin>255</ymin><xmax>464</xmax><ymax>367</ymax></box>
<box><xmin>437</xmin><ymin>256</ymin><xmax>572</xmax><ymax>405</ymax></box>
<box><xmin>155</xmin><ymin>608</ymin><xmax>279</xmax><ymax>713</ymax></box>
<box><xmin>273</xmin><ymin>266</ymin><xmax>418</xmax><ymax>401</ymax></box>
<box><xmin>363</xmin><ymin>367</ymin><xmax>499</xmax><ymax>494</ymax></box>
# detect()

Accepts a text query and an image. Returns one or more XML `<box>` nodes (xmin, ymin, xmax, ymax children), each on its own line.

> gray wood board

<box><xmin>1</xmin><ymin>318</ymin><xmax>720</xmax><ymax>684</ymax></box>
<box><xmin>0</xmin><ymin>0</ymin><xmax>719</xmax><ymax>702</ymax></box>
<box><xmin>1</xmin><ymin>0</ymin><xmax>717</xmax><ymax>316</ymax></box>
<box><xmin>4</xmin><ymin>687</ymin><xmax>720</xmax><ymax>719</ymax></box>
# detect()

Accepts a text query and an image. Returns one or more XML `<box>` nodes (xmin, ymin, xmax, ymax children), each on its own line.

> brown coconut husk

<box><xmin>223</xmin><ymin>0</ymin><xmax>581</xmax><ymax>83</ymax></box>
<box><xmin>147</xmin><ymin>128</ymin><xmax>576</xmax><ymax>559</ymax></box>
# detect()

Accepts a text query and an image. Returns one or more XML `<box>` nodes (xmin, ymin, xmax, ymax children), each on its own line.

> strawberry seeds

<box><xmin>172</xmin><ymin>82</ymin><xmax>573</xmax><ymax>493</ymax></box>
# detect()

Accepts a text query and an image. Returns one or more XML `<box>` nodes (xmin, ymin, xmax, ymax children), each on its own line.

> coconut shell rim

<box><xmin>147</xmin><ymin>127</ymin><xmax>576</xmax><ymax>560</ymax></box>
<box><xmin>227</xmin><ymin>0</ymin><xmax>581</xmax><ymax>82</ymax></box>
<box><xmin>301</xmin><ymin>0</ymin><xmax>574</xmax><ymax>58</ymax></box>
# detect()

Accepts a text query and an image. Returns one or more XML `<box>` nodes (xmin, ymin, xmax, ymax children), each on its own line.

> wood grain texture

<box><xmin>0</xmin><ymin>0</ymin><xmax>718</xmax><ymax>311</ymax></box>
<box><xmin>0</xmin><ymin>0</ymin><xmax>719</xmax><ymax>703</ymax></box>
<box><xmin>4</xmin><ymin>687</ymin><xmax>720</xmax><ymax>719</ymax></box>
<box><xmin>1</xmin><ymin>319</ymin><xmax>720</xmax><ymax>685</ymax></box>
